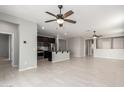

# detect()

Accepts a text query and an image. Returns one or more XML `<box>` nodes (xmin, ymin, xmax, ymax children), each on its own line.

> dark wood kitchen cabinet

<box><xmin>37</xmin><ymin>36</ymin><xmax>55</xmax><ymax>43</ymax></box>
<box><xmin>37</xmin><ymin>36</ymin><xmax>48</xmax><ymax>42</ymax></box>
<box><xmin>48</xmin><ymin>38</ymin><xmax>55</xmax><ymax>43</ymax></box>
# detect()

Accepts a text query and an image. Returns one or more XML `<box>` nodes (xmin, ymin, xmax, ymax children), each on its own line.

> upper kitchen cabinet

<box><xmin>37</xmin><ymin>36</ymin><xmax>55</xmax><ymax>43</ymax></box>
<box><xmin>48</xmin><ymin>38</ymin><xmax>55</xmax><ymax>43</ymax></box>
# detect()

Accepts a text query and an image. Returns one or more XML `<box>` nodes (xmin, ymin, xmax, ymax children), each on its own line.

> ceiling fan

<box><xmin>92</xmin><ymin>31</ymin><xmax>102</xmax><ymax>38</ymax></box>
<box><xmin>45</xmin><ymin>5</ymin><xmax>76</xmax><ymax>27</ymax></box>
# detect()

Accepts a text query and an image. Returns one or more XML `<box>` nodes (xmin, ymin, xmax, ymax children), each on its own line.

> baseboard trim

<box><xmin>94</xmin><ymin>56</ymin><xmax>124</xmax><ymax>61</ymax></box>
<box><xmin>19</xmin><ymin>65</ymin><xmax>37</xmax><ymax>71</ymax></box>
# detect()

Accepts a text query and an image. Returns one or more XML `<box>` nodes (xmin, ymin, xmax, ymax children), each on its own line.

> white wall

<box><xmin>0</xmin><ymin>13</ymin><xmax>37</xmax><ymax>71</ymax></box>
<box><xmin>19</xmin><ymin>20</ymin><xmax>37</xmax><ymax>70</ymax></box>
<box><xmin>59</xmin><ymin>39</ymin><xmax>66</xmax><ymax>51</ymax></box>
<box><xmin>0</xmin><ymin>34</ymin><xmax>9</xmax><ymax>58</ymax></box>
<box><xmin>68</xmin><ymin>37</ymin><xmax>85</xmax><ymax>57</ymax></box>
<box><xmin>94</xmin><ymin>49</ymin><xmax>124</xmax><ymax>60</ymax></box>
<box><xmin>80</xmin><ymin>38</ymin><xmax>85</xmax><ymax>57</ymax></box>
<box><xmin>56</xmin><ymin>34</ymin><xmax>67</xmax><ymax>51</ymax></box>
<box><xmin>56</xmin><ymin>34</ymin><xmax>59</xmax><ymax>51</ymax></box>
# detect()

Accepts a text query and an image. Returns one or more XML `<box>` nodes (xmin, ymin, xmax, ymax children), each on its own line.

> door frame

<box><xmin>0</xmin><ymin>31</ymin><xmax>14</xmax><ymax>66</ymax></box>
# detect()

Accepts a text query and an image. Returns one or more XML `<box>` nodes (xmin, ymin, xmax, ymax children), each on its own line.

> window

<box><xmin>96</xmin><ymin>38</ymin><xmax>112</xmax><ymax>49</ymax></box>
<box><xmin>113</xmin><ymin>37</ymin><xmax>124</xmax><ymax>49</ymax></box>
<box><xmin>96</xmin><ymin>36</ymin><xmax>124</xmax><ymax>49</ymax></box>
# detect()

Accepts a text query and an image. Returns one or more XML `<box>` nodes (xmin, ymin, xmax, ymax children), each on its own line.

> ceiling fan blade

<box><xmin>63</xmin><ymin>10</ymin><xmax>74</xmax><ymax>18</ymax></box>
<box><xmin>45</xmin><ymin>12</ymin><xmax>57</xmax><ymax>18</ymax></box>
<box><xmin>64</xmin><ymin>19</ymin><xmax>76</xmax><ymax>24</ymax></box>
<box><xmin>45</xmin><ymin>19</ymin><xmax>56</xmax><ymax>23</ymax></box>
<box><xmin>59</xmin><ymin>24</ymin><xmax>63</xmax><ymax>27</ymax></box>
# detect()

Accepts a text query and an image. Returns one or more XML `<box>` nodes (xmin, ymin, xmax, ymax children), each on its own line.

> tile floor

<box><xmin>0</xmin><ymin>57</ymin><xmax>124</xmax><ymax>87</ymax></box>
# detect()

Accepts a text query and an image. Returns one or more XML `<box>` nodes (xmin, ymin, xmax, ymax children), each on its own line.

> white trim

<box><xmin>84</xmin><ymin>39</ymin><xmax>86</xmax><ymax>57</ymax></box>
<box><xmin>94</xmin><ymin>56</ymin><xmax>124</xmax><ymax>60</ymax></box>
<box><xmin>19</xmin><ymin>65</ymin><xmax>37</xmax><ymax>71</ymax></box>
<box><xmin>8</xmin><ymin>35</ymin><xmax>11</xmax><ymax>60</ymax></box>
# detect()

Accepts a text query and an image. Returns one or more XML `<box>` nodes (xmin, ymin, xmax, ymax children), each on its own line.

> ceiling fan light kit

<box><xmin>56</xmin><ymin>19</ymin><xmax>64</xmax><ymax>24</ymax></box>
<box><xmin>45</xmin><ymin>5</ymin><xmax>76</xmax><ymax>27</ymax></box>
<box><xmin>93</xmin><ymin>35</ymin><xmax>97</xmax><ymax>39</ymax></box>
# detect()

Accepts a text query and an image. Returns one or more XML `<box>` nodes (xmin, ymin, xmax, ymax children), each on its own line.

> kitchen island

<box><xmin>51</xmin><ymin>51</ymin><xmax>70</xmax><ymax>63</ymax></box>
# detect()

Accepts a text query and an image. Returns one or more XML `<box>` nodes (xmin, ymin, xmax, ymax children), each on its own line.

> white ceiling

<box><xmin>0</xmin><ymin>5</ymin><xmax>124</xmax><ymax>38</ymax></box>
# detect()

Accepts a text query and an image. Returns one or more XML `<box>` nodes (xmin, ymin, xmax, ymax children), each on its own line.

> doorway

<box><xmin>0</xmin><ymin>32</ymin><xmax>14</xmax><ymax>66</ymax></box>
<box><xmin>85</xmin><ymin>39</ymin><xmax>94</xmax><ymax>56</ymax></box>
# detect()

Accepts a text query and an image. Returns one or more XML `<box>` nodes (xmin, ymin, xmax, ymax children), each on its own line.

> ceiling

<box><xmin>0</xmin><ymin>5</ymin><xmax>124</xmax><ymax>38</ymax></box>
